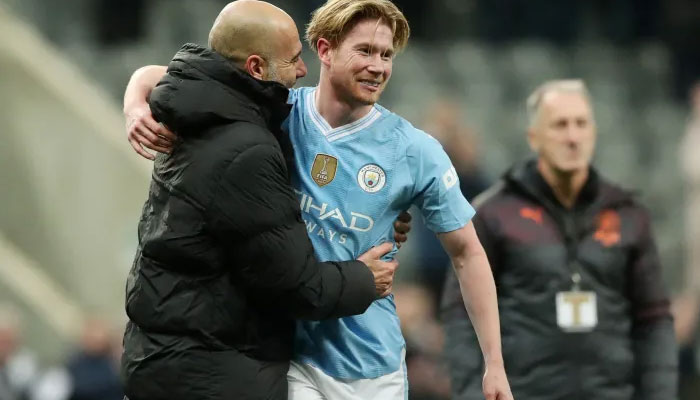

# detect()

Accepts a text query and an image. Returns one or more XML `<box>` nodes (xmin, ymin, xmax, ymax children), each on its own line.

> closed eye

<box><xmin>290</xmin><ymin>50</ymin><xmax>302</xmax><ymax>64</ymax></box>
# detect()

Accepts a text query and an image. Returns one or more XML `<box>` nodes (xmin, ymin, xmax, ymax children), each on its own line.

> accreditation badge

<box><xmin>555</xmin><ymin>291</ymin><xmax>598</xmax><ymax>332</ymax></box>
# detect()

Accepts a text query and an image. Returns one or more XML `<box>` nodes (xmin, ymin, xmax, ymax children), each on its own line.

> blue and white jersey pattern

<box><xmin>284</xmin><ymin>87</ymin><xmax>475</xmax><ymax>379</ymax></box>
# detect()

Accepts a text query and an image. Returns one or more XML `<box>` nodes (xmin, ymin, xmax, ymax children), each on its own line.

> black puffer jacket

<box><xmin>441</xmin><ymin>160</ymin><xmax>677</xmax><ymax>400</ymax></box>
<box><xmin>121</xmin><ymin>44</ymin><xmax>377</xmax><ymax>400</ymax></box>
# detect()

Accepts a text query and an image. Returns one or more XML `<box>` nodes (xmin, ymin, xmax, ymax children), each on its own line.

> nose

<box><xmin>366</xmin><ymin>54</ymin><xmax>384</xmax><ymax>75</ymax></box>
<box><xmin>569</xmin><ymin>124</ymin><xmax>585</xmax><ymax>141</ymax></box>
<box><xmin>296</xmin><ymin>57</ymin><xmax>307</xmax><ymax>79</ymax></box>
<box><xmin>564</xmin><ymin>128</ymin><xmax>586</xmax><ymax>149</ymax></box>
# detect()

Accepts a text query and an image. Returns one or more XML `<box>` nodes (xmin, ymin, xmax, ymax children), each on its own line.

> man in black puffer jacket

<box><xmin>441</xmin><ymin>80</ymin><xmax>677</xmax><ymax>400</ymax></box>
<box><xmin>121</xmin><ymin>2</ymin><xmax>399</xmax><ymax>399</ymax></box>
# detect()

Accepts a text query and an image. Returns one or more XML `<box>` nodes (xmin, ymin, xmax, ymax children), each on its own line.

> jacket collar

<box><xmin>154</xmin><ymin>44</ymin><xmax>291</xmax><ymax>135</ymax></box>
<box><xmin>505</xmin><ymin>159</ymin><xmax>632</xmax><ymax>211</ymax></box>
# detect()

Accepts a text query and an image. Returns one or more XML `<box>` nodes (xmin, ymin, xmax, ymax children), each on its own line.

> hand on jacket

<box><xmin>125</xmin><ymin>100</ymin><xmax>176</xmax><ymax>159</ymax></box>
<box><xmin>357</xmin><ymin>243</ymin><xmax>399</xmax><ymax>298</ymax></box>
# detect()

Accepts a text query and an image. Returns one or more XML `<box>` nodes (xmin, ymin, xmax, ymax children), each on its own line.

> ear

<box><xmin>244</xmin><ymin>55</ymin><xmax>266</xmax><ymax>80</ymax></box>
<box><xmin>527</xmin><ymin>128</ymin><xmax>539</xmax><ymax>152</ymax></box>
<box><xmin>316</xmin><ymin>38</ymin><xmax>333</xmax><ymax>68</ymax></box>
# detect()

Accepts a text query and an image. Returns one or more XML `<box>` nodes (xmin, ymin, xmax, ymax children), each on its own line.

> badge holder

<box><xmin>555</xmin><ymin>272</ymin><xmax>598</xmax><ymax>332</ymax></box>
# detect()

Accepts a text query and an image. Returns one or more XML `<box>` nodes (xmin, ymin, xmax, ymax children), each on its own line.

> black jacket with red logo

<box><xmin>441</xmin><ymin>160</ymin><xmax>677</xmax><ymax>400</ymax></box>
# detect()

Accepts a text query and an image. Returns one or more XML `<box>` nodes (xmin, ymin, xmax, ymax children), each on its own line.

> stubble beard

<box><xmin>346</xmin><ymin>79</ymin><xmax>381</xmax><ymax>107</ymax></box>
<box><xmin>266</xmin><ymin>62</ymin><xmax>294</xmax><ymax>89</ymax></box>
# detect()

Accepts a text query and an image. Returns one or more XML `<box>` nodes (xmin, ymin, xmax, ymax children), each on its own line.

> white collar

<box><xmin>306</xmin><ymin>88</ymin><xmax>381</xmax><ymax>142</ymax></box>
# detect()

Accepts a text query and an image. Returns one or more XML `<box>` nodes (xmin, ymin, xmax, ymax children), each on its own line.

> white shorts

<box><xmin>287</xmin><ymin>354</ymin><xmax>408</xmax><ymax>400</ymax></box>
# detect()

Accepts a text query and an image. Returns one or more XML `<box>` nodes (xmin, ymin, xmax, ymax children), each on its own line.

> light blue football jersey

<box><xmin>284</xmin><ymin>87</ymin><xmax>475</xmax><ymax>379</ymax></box>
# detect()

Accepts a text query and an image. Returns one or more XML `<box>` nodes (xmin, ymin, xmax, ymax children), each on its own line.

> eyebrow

<box><xmin>355</xmin><ymin>42</ymin><xmax>394</xmax><ymax>55</ymax></box>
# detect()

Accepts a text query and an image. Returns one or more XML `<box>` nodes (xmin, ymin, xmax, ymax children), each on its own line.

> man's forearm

<box><xmin>123</xmin><ymin>65</ymin><xmax>167</xmax><ymax>113</ymax></box>
<box><xmin>452</xmin><ymin>250</ymin><xmax>503</xmax><ymax>365</ymax></box>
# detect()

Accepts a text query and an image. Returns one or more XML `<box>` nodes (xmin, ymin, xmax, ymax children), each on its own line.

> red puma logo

<box><xmin>594</xmin><ymin>210</ymin><xmax>621</xmax><ymax>247</ymax></box>
<box><xmin>520</xmin><ymin>207</ymin><xmax>543</xmax><ymax>225</ymax></box>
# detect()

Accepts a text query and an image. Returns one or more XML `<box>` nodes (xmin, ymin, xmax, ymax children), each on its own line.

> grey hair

<box><xmin>526</xmin><ymin>79</ymin><xmax>592</xmax><ymax>127</ymax></box>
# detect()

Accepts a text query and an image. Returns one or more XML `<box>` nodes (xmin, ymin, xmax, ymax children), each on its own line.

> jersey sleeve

<box><xmin>408</xmin><ymin>133</ymin><xmax>475</xmax><ymax>233</ymax></box>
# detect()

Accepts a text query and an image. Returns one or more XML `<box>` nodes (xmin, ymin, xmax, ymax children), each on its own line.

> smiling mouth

<box><xmin>359</xmin><ymin>80</ymin><xmax>381</xmax><ymax>88</ymax></box>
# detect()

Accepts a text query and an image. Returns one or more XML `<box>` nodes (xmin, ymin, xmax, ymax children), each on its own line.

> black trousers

<box><xmin>123</xmin><ymin>351</ymin><xmax>289</xmax><ymax>400</ymax></box>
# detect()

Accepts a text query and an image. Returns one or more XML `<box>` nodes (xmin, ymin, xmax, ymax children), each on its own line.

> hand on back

<box><xmin>125</xmin><ymin>102</ymin><xmax>177</xmax><ymax>160</ymax></box>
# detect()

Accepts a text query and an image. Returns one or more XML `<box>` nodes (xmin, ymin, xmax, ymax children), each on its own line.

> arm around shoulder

<box><xmin>124</xmin><ymin>65</ymin><xmax>168</xmax><ymax>114</ymax></box>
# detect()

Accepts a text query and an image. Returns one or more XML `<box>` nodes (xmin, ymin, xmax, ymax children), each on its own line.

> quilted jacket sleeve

<box><xmin>208</xmin><ymin>134</ymin><xmax>376</xmax><ymax>320</ymax></box>
<box><xmin>628</xmin><ymin>206</ymin><xmax>678</xmax><ymax>400</ymax></box>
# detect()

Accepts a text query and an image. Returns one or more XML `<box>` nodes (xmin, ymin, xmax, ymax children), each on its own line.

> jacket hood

<box><xmin>504</xmin><ymin>159</ymin><xmax>635</xmax><ymax>210</ymax></box>
<box><xmin>149</xmin><ymin>44</ymin><xmax>291</xmax><ymax>135</ymax></box>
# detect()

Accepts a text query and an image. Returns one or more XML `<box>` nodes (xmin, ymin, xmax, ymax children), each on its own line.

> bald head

<box><xmin>208</xmin><ymin>0</ymin><xmax>297</xmax><ymax>65</ymax></box>
<box><xmin>207</xmin><ymin>0</ymin><xmax>307</xmax><ymax>88</ymax></box>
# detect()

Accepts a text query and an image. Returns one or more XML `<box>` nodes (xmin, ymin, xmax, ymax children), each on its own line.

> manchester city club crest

<box><xmin>357</xmin><ymin>164</ymin><xmax>386</xmax><ymax>193</ymax></box>
<box><xmin>310</xmin><ymin>154</ymin><xmax>338</xmax><ymax>187</ymax></box>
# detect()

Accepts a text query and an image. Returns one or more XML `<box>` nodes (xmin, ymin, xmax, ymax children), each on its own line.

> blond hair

<box><xmin>306</xmin><ymin>0</ymin><xmax>410</xmax><ymax>54</ymax></box>
<box><xmin>526</xmin><ymin>79</ymin><xmax>592</xmax><ymax>127</ymax></box>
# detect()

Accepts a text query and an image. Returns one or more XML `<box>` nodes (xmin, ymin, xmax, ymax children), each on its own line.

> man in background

<box><xmin>441</xmin><ymin>79</ymin><xmax>678</xmax><ymax>400</ymax></box>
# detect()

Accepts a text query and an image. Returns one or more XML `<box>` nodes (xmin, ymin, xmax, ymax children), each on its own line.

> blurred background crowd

<box><xmin>0</xmin><ymin>0</ymin><xmax>698</xmax><ymax>399</ymax></box>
